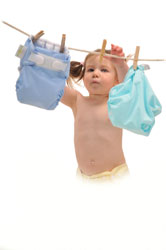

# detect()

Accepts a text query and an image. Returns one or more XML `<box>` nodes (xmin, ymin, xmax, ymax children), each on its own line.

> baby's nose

<box><xmin>93</xmin><ymin>69</ymin><xmax>100</xmax><ymax>77</ymax></box>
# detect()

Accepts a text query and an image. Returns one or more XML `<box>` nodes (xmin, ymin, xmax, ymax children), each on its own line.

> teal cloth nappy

<box><xmin>107</xmin><ymin>65</ymin><xmax>162</xmax><ymax>136</ymax></box>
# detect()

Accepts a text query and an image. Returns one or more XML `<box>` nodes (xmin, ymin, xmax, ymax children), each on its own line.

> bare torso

<box><xmin>72</xmin><ymin>92</ymin><xmax>126</xmax><ymax>176</ymax></box>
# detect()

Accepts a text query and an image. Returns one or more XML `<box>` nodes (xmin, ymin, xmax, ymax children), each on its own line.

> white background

<box><xmin>0</xmin><ymin>0</ymin><xmax>166</xmax><ymax>250</ymax></box>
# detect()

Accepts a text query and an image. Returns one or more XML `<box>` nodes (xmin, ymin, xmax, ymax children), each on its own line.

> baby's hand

<box><xmin>107</xmin><ymin>44</ymin><xmax>126</xmax><ymax>67</ymax></box>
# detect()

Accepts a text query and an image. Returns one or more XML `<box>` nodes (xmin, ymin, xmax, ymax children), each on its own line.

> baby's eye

<box><xmin>101</xmin><ymin>68</ymin><xmax>109</xmax><ymax>72</ymax></box>
<box><xmin>87</xmin><ymin>68</ymin><xmax>94</xmax><ymax>72</ymax></box>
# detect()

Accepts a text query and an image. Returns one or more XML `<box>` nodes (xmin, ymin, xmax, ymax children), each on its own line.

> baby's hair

<box><xmin>67</xmin><ymin>49</ymin><xmax>113</xmax><ymax>88</ymax></box>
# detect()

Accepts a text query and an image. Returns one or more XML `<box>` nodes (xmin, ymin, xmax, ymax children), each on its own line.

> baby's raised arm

<box><xmin>106</xmin><ymin>44</ymin><xmax>129</xmax><ymax>82</ymax></box>
<box><xmin>60</xmin><ymin>86</ymin><xmax>79</xmax><ymax>109</ymax></box>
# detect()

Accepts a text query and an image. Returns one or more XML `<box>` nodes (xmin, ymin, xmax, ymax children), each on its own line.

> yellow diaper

<box><xmin>76</xmin><ymin>163</ymin><xmax>129</xmax><ymax>183</ymax></box>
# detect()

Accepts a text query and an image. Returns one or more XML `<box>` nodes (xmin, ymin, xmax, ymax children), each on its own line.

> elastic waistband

<box><xmin>77</xmin><ymin>163</ymin><xmax>129</xmax><ymax>179</ymax></box>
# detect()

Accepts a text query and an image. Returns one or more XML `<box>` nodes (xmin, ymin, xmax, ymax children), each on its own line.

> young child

<box><xmin>60</xmin><ymin>44</ymin><xmax>130</xmax><ymax>181</ymax></box>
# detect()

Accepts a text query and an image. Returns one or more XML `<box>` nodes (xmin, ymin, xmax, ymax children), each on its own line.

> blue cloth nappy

<box><xmin>15</xmin><ymin>38</ymin><xmax>70</xmax><ymax>110</ymax></box>
<box><xmin>107</xmin><ymin>65</ymin><xmax>162</xmax><ymax>136</ymax></box>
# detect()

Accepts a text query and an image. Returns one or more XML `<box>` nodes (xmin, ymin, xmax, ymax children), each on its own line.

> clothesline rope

<box><xmin>2</xmin><ymin>20</ymin><xmax>166</xmax><ymax>62</ymax></box>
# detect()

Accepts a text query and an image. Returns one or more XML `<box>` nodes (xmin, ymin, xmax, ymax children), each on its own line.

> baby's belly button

<box><xmin>90</xmin><ymin>160</ymin><xmax>95</xmax><ymax>166</ymax></box>
<box><xmin>89</xmin><ymin>158</ymin><xmax>105</xmax><ymax>167</ymax></box>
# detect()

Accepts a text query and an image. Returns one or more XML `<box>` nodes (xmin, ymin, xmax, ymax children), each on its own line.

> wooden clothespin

<box><xmin>60</xmin><ymin>34</ymin><xmax>66</xmax><ymax>53</ymax></box>
<box><xmin>133</xmin><ymin>46</ymin><xmax>140</xmax><ymax>70</ymax></box>
<box><xmin>99</xmin><ymin>39</ymin><xmax>107</xmax><ymax>63</ymax></box>
<box><xmin>32</xmin><ymin>30</ymin><xmax>45</xmax><ymax>43</ymax></box>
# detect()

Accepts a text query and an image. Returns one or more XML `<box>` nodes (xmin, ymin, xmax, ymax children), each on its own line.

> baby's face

<box><xmin>83</xmin><ymin>55</ymin><xmax>118</xmax><ymax>96</ymax></box>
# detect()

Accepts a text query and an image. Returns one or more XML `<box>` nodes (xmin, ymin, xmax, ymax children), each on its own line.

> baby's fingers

<box><xmin>111</xmin><ymin>44</ymin><xmax>124</xmax><ymax>56</ymax></box>
<box><xmin>117</xmin><ymin>47</ymin><xmax>123</xmax><ymax>53</ymax></box>
<box><xmin>111</xmin><ymin>44</ymin><xmax>121</xmax><ymax>50</ymax></box>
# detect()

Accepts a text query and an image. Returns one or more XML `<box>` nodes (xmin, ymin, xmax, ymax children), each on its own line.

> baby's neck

<box><xmin>88</xmin><ymin>93</ymin><xmax>108</xmax><ymax>102</ymax></box>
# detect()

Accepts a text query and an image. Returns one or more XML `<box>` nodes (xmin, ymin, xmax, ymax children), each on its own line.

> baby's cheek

<box><xmin>108</xmin><ymin>80</ymin><xmax>115</xmax><ymax>88</ymax></box>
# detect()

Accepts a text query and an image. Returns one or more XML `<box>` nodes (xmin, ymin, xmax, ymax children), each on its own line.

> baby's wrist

<box><xmin>115</xmin><ymin>62</ymin><xmax>129</xmax><ymax>82</ymax></box>
<box><xmin>114</xmin><ymin>61</ymin><xmax>128</xmax><ymax>69</ymax></box>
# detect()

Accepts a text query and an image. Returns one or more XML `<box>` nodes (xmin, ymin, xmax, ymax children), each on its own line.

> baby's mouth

<box><xmin>91</xmin><ymin>80</ymin><xmax>100</xmax><ymax>84</ymax></box>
